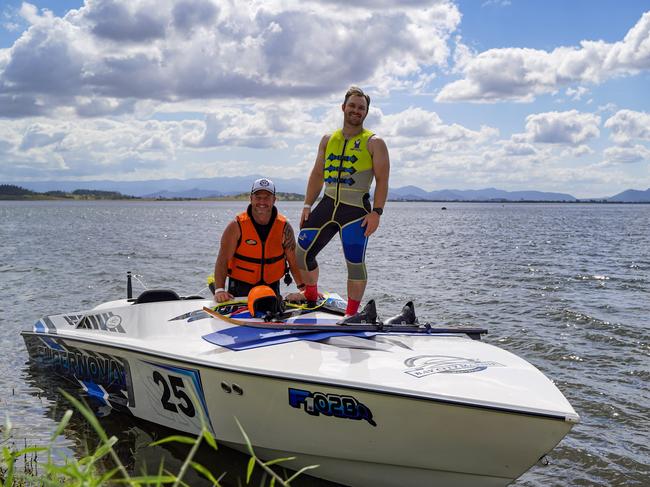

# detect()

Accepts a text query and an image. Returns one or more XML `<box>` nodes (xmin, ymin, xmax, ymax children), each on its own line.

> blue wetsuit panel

<box><xmin>341</xmin><ymin>219</ymin><xmax>368</xmax><ymax>264</ymax></box>
<box><xmin>297</xmin><ymin>228</ymin><xmax>319</xmax><ymax>251</ymax></box>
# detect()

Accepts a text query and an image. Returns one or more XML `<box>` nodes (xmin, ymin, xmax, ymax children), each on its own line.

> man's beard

<box><xmin>345</xmin><ymin>113</ymin><xmax>364</xmax><ymax>126</ymax></box>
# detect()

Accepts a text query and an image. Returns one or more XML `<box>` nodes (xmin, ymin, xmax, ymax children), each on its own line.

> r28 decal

<box><xmin>288</xmin><ymin>388</ymin><xmax>376</xmax><ymax>426</ymax></box>
<box><xmin>152</xmin><ymin>371</ymin><xmax>196</xmax><ymax>417</ymax></box>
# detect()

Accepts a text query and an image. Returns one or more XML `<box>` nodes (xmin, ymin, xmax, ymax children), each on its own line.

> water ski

<box><xmin>202</xmin><ymin>306</ymin><xmax>487</xmax><ymax>340</ymax></box>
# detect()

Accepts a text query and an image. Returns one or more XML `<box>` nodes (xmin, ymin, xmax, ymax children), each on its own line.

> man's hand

<box><xmin>285</xmin><ymin>291</ymin><xmax>306</xmax><ymax>302</ymax></box>
<box><xmin>214</xmin><ymin>289</ymin><xmax>234</xmax><ymax>303</ymax></box>
<box><xmin>361</xmin><ymin>211</ymin><xmax>381</xmax><ymax>237</ymax></box>
<box><xmin>300</xmin><ymin>207</ymin><xmax>311</xmax><ymax>228</ymax></box>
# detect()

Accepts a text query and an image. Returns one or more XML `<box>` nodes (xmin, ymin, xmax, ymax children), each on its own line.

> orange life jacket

<box><xmin>228</xmin><ymin>210</ymin><xmax>287</xmax><ymax>286</ymax></box>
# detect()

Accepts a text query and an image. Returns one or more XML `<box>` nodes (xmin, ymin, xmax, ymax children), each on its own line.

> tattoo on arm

<box><xmin>283</xmin><ymin>224</ymin><xmax>296</xmax><ymax>252</ymax></box>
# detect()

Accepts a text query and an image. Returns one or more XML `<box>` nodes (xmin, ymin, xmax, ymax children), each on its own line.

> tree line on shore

<box><xmin>0</xmin><ymin>184</ymin><xmax>136</xmax><ymax>200</ymax></box>
<box><xmin>0</xmin><ymin>184</ymin><xmax>305</xmax><ymax>201</ymax></box>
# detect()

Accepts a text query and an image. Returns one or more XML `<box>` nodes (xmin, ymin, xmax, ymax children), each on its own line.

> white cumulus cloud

<box><xmin>603</xmin><ymin>144</ymin><xmax>650</xmax><ymax>164</ymax></box>
<box><xmin>0</xmin><ymin>0</ymin><xmax>460</xmax><ymax>118</ymax></box>
<box><xmin>377</xmin><ymin>106</ymin><xmax>498</xmax><ymax>144</ymax></box>
<box><xmin>566</xmin><ymin>86</ymin><xmax>589</xmax><ymax>101</ymax></box>
<box><xmin>19</xmin><ymin>123</ymin><xmax>66</xmax><ymax>150</ymax></box>
<box><xmin>522</xmin><ymin>110</ymin><xmax>601</xmax><ymax>145</ymax></box>
<box><xmin>437</xmin><ymin>11</ymin><xmax>650</xmax><ymax>102</ymax></box>
<box><xmin>604</xmin><ymin>109</ymin><xmax>650</xmax><ymax>144</ymax></box>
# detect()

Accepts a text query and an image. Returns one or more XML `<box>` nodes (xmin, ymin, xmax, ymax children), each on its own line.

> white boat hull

<box><xmin>23</xmin><ymin>296</ymin><xmax>578</xmax><ymax>486</ymax></box>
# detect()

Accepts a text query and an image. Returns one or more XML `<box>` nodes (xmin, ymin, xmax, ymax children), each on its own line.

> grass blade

<box><xmin>202</xmin><ymin>428</ymin><xmax>218</xmax><ymax>452</ymax></box>
<box><xmin>234</xmin><ymin>418</ymin><xmax>255</xmax><ymax>456</ymax></box>
<box><xmin>50</xmin><ymin>409</ymin><xmax>73</xmax><ymax>441</ymax></box>
<box><xmin>190</xmin><ymin>461</ymin><xmax>222</xmax><ymax>486</ymax></box>
<box><xmin>117</xmin><ymin>474</ymin><xmax>178</xmax><ymax>484</ymax></box>
<box><xmin>285</xmin><ymin>464</ymin><xmax>320</xmax><ymax>483</ymax></box>
<box><xmin>263</xmin><ymin>457</ymin><xmax>295</xmax><ymax>467</ymax></box>
<box><xmin>60</xmin><ymin>390</ymin><xmax>108</xmax><ymax>443</ymax></box>
<box><xmin>246</xmin><ymin>456</ymin><xmax>255</xmax><ymax>483</ymax></box>
<box><xmin>150</xmin><ymin>435</ymin><xmax>197</xmax><ymax>446</ymax></box>
<box><xmin>59</xmin><ymin>389</ymin><xmax>131</xmax><ymax>482</ymax></box>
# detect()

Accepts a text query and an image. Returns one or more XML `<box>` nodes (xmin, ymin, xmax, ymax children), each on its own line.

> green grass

<box><xmin>1</xmin><ymin>391</ymin><xmax>318</xmax><ymax>486</ymax></box>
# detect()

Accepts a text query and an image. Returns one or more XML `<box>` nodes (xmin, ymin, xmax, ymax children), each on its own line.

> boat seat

<box><xmin>135</xmin><ymin>289</ymin><xmax>181</xmax><ymax>304</ymax></box>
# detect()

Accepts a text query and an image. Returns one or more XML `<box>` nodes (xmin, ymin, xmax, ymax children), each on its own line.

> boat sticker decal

<box><xmin>34</xmin><ymin>316</ymin><xmax>58</xmax><ymax>334</ymax></box>
<box><xmin>404</xmin><ymin>355</ymin><xmax>505</xmax><ymax>378</ymax></box>
<box><xmin>140</xmin><ymin>361</ymin><xmax>214</xmax><ymax>434</ymax></box>
<box><xmin>31</xmin><ymin>340</ymin><xmax>136</xmax><ymax>406</ymax></box>
<box><xmin>62</xmin><ymin>314</ymin><xmax>83</xmax><ymax>327</ymax></box>
<box><xmin>169</xmin><ymin>309</ymin><xmax>211</xmax><ymax>323</ymax></box>
<box><xmin>288</xmin><ymin>388</ymin><xmax>376</xmax><ymax>426</ymax></box>
<box><xmin>79</xmin><ymin>380</ymin><xmax>110</xmax><ymax>405</ymax></box>
<box><xmin>59</xmin><ymin>312</ymin><xmax>126</xmax><ymax>333</ymax></box>
<box><xmin>39</xmin><ymin>336</ymin><xmax>66</xmax><ymax>351</ymax></box>
<box><xmin>69</xmin><ymin>312</ymin><xmax>126</xmax><ymax>333</ymax></box>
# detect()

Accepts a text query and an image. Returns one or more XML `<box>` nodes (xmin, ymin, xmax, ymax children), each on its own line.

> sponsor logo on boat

<box><xmin>245</xmin><ymin>239</ymin><xmax>257</xmax><ymax>245</ymax></box>
<box><xmin>403</xmin><ymin>355</ymin><xmax>504</xmax><ymax>378</ymax></box>
<box><xmin>105</xmin><ymin>315</ymin><xmax>122</xmax><ymax>330</ymax></box>
<box><xmin>288</xmin><ymin>388</ymin><xmax>376</xmax><ymax>426</ymax></box>
<box><xmin>34</xmin><ymin>339</ymin><xmax>135</xmax><ymax>407</ymax></box>
<box><xmin>65</xmin><ymin>312</ymin><xmax>126</xmax><ymax>333</ymax></box>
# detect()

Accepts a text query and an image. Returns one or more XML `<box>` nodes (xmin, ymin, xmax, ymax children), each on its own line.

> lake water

<box><xmin>1</xmin><ymin>200</ymin><xmax>648</xmax><ymax>486</ymax></box>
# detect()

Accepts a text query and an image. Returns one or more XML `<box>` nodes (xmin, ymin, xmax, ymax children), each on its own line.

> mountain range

<box><xmin>9</xmin><ymin>177</ymin><xmax>650</xmax><ymax>202</ymax></box>
<box><xmin>388</xmin><ymin>185</ymin><xmax>579</xmax><ymax>202</ymax></box>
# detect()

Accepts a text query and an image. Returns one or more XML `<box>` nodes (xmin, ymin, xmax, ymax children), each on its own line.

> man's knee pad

<box><xmin>295</xmin><ymin>244</ymin><xmax>310</xmax><ymax>271</ymax></box>
<box><xmin>346</xmin><ymin>261</ymin><xmax>367</xmax><ymax>281</ymax></box>
<box><xmin>296</xmin><ymin>229</ymin><xmax>319</xmax><ymax>271</ymax></box>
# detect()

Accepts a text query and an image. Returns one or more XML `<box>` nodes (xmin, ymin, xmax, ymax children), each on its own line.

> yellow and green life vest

<box><xmin>323</xmin><ymin>128</ymin><xmax>374</xmax><ymax>208</ymax></box>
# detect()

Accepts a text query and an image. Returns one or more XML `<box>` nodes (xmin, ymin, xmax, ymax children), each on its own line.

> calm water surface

<box><xmin>1</xmin><ymin>200</ymin><xmax>648</xmax><ymax>486</ymax></box>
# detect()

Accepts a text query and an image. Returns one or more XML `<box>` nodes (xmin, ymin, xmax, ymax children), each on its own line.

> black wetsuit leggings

<box><xmin>296</xmin><ymin>195</ymin><xmax>371</xmax><ymax>281</ymax></box>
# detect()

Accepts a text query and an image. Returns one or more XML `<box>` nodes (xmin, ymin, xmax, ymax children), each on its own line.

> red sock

<box><xmin>304</xmin><ymin>284</ymin><xmax>318</xmax><ymax>301</ymax></box>
<box><xmin>346</xmin><ymin>299</ymin><xmax>361</xmax><ymax>316</ymax></box>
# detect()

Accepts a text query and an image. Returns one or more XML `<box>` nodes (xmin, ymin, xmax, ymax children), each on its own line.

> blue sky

<box><xmin>1</xmin><ymin>0</ymin><xmax>649</xmax><ymax>198</ymax></box>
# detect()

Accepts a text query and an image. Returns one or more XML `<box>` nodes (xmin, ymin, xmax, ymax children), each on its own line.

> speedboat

<box><xmin>22</xmin><ymin>275</ymin><xmax>579</xmax><ymax>487</ymax></box>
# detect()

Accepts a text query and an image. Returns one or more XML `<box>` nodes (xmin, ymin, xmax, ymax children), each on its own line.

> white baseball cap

<box><xmin>251</xmin><ymin>178</ymin><xmax>276</xmax><ymax>194</ymax></box>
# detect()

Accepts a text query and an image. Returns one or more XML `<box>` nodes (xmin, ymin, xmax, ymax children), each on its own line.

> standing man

<box><xmin>213</xmin><ymin>178</ymin><xmax>305</xmax><ymax>303</ymax></box>
<box><xmin>297</xmin><ymin>86</ymin><xmax>390</xmax><ymax>317</ymax></box>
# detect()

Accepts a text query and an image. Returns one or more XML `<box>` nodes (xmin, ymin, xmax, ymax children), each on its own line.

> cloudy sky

<box><xmin>1</xmin><ymin>0</ymin><xmax>649</xmax><ymax>198</ymax></box>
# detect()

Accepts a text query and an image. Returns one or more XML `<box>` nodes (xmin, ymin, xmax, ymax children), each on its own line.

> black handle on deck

<box><xmin>127</xmin><ymin>271</ymin><xmax>133</xmax><ymax>299</ymax></box>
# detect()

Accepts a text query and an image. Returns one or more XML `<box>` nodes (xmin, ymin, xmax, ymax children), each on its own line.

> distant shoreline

<box><xmin>2</xmin><ymin>196</ymin><xmax>648</xmax><ymax>204</ymax></box>
<box><xmin>3</xmin><ymin>183</ymin><xmax>648</xmax><ymax>203</ymax></box>
<box><xmin>0</xmin><ymin>194</ymin><xmax>304</xmax><ymax>202</ymax></box>
<box><xmin>2</xmin><ymin>184</ymin><xmax>648</xmax><ymax>203</ymax></box>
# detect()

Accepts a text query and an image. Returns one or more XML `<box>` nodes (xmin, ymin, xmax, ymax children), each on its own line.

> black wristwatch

<box><xmin>372</xmin><ymin>207</ymin><xmax>383</xmax><ymax>216</ymax></box>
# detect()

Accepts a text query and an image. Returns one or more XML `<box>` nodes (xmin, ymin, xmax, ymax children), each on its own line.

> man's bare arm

<box><xmin>213</xmin><ymin>220</ymin><xmax>240</xmax><ymax>300</ymax></box>
<box><xmin>283</xmin><ymin>223</ymin><xmax>304</xmax><ymax>287</ymax></box>
<box><xmin>369</xmin><ymin>136</ymin><xmax>390</xmax><ymax>210</ymax></box>
<box><xmin>300</xmin><ymin>135</ymin><xmax>328</xmax><ymax>227</ymax></box>
<box><xmin>283</xmin><ymin>222</ymin><xmax>297</xmax><ymax>253</ymax></box>
<box><xmin>361</xmin><ymin>137</ymin><xmax>390</xmax><ymax>237</ymax></box>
